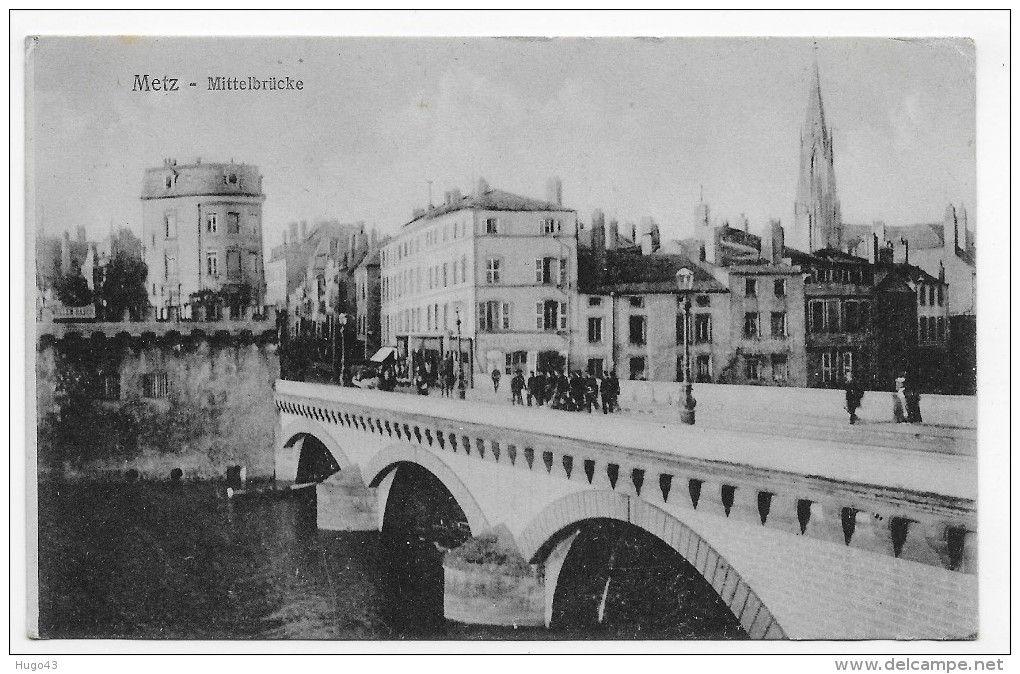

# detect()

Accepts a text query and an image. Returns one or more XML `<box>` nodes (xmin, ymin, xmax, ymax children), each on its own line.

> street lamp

<box><xmin>455</xmin><ymin>307</ymin><xmax>466</xmax><ymax>399</ymax></box>
<box><xmin>676</xmin><ymin>268</ymin><xmax>697</xmax><ymax>425</ymax></box>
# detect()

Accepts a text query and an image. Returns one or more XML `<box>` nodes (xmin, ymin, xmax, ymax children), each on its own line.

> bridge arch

<box><xmin>365</xmin><ymin>444</ymin><xmax>491</xmax><ymax>537</ymax></box>
<box><xmin>518</xmin><ymin>491</ymin><xmax>786</xmax><ymax>640</ymax></box>
<box><xmin>279</xmin><ymin>417</ymin><xmax>355</xmax><ymax>473</ymax></box>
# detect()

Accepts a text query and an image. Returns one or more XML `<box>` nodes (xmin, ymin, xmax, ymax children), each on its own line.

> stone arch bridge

<box><xmin>275</xmin><ymin>380</ymin><xmax>976</xmax><ymax>640</ymax></box>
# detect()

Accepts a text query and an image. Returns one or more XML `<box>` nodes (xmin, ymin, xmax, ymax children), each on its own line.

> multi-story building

<box><xmin>354</xmin><ymin>245</ymin><xmax>384</xmax><ymax>360</ymax></box>
<box><xmin>381</xmin><ymin>178</ymin><xmax>577</xmax><ymax>383</ymax></box>
<box><xmin>140</xmin><ymin>159</ymin><xmax>266</xmax><ymax>319</ymax></box>
<box><xmin>578</xmin><ymin>214</ymin><xmax>807</xmax><ymax>386</ymax></box>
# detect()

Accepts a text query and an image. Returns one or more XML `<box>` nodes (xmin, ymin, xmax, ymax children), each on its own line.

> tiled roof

<box><xmin>407</xmin><ymin>188</ymin><xmax>572</xmax><ymax>225</ymax></box>
<box><xmin>844</xmin><ymin>222</ymin><xmax>976</xmax><ymax>254</ymax></box>
<box><xmin>592</xmin><ymin>249</ymin><xmax>727</xmax><ymax>294</ymax></box>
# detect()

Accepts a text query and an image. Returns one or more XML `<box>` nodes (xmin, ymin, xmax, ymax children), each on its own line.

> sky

<box><xmin>29</xmin><ymin>36</ymin><xmax>976</xmax><ymax>249</ymax></box>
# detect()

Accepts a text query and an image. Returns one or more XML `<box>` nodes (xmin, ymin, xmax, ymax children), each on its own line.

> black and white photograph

<box><xmin>12</xmin><ymin>9</ymin><xmax>1010</xmax><ymax>668</ymax></box>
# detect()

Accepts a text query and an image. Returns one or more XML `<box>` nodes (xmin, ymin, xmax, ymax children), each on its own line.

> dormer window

<box><xmin>229</xmin><ymin>173</ymin><xmax>238</xmax><ymax>185</ymax></box>
<box><xmin>165</xmin><ymin>175</ymin><xmax>172</xmax><ymax>189</ymax></box>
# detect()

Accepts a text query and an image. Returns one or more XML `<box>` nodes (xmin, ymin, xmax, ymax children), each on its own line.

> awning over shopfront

<box><xmin>370</xmin><ymin>346</ymin><xmax>396</xmax><ymax>363</ymax></box>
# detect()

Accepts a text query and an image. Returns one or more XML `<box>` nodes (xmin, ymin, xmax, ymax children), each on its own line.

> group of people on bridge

<box><xmin>496</xmin><ymin>368</ymin><xmax>621</xmax><ymax>414</ymax></box>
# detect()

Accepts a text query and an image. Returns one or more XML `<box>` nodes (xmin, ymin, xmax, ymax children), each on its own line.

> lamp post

<box><xmin>337</xmin><ymin>313</ymin><xmax>348</xmax><ymax>386</ymax></box>
<box><xmin>456</xmin><ymin>307</ymin><xmax>466</xmax><ymax>399</ymax></box>
<box><xmin>676</xmin><ymin>268</ymin><xmax>697</xmax><ymax>425</ymax></box>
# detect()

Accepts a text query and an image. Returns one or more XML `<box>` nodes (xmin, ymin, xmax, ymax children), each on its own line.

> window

<box><xmin>478</xmin><ymin>301</ymin><xmax>511</xmax><ymax>332</ymax></box>
<box><xmin>206</xmin><ymin>213</ymin><xmax>218</xmax><ymax>234</ymax></box>
<box><xmin>919</xmin><ymin>316</ymin><xmax>930</xmax><ymax>343</ymax></box>
<box><xmin>629</xmin><ymin>315</ymin><xmax>647</xmax><ymax>345</ymax></box>
<box><xmin>937</xmin><ymin>285</ymin><xmax>945</xmax><ymax>307</ymax></box>
<box><xmin>452</xmin><ymin>261</ymin><xmax>458</xmax><ymax>285</ymax></box>
<box><xmin>772</xmin><ymin>355</ymin><xmax>788</xmax><ymax>382</ymax></box>
<box><xmin>535</xmin><ymin>257</ymin><xmax>566</xmax><ymax>285</ymax></box>
<box><xmin>774</xmin><ymin>279</ymin><xmax>786</xmax><ymax>297</ymax></box>
<box><xmin>842</xmin><ymin>351</ymin><xmax>853</xmax><ymax>376</ymax></box>
<box><xmin>827</xmin><ymin>300</ymin><xmax>840</xmax><ymax>333</ymax></box>
<box><xmin>692</xmin><ymin>355</ymin><xmax>710</xmax><ymax>382</ymax></box>
<box><xmin>226</xmin><ymin>250</ymin><xmax>242</xmax><ymax>279</ymax></box>
<box><xmin>536</xmin><ymin>300</ymin><xmax>568</xmax><ymax>331</ymax></box>
<box><xmin>164</xmin><ymin>212</ymin><xmax>177</xmax><ymax>238</ymax></box>
<box><xmin>206</xmin><ymin>251</ymin><xmax>218</xmax><ymax>277</ymax></box>
<box><xmin>937</xmin><ymin>317</ymin><xmax>945</xmax><ymax>341</ymax></box>
<box><xmin>97</xmin><ymin>373</ymin><xmax>121</xmax><ymax>401</ymax></box>
<box><xmin>142</xmin><ymin>372</ymin><xmax>170</xmax><ymax>399</ymax></box>
<box><xmin>588</xmin><ymin>317</ymin><xmax>603</xmax><ymax>343</ymax></box>
<box><xmin>629</xmin><ymin>296</ymin><xmax>645</xmax><ymax>308</ymax></box>
<box><xmin>929</xmin><ymin>286</ymin><xmax>936</xmax><ymax>306</ymax></box>
<box><xmin>227</xmin><ymin>212</ymin><xmax>240</xmax><ymax>234</ymax></box>
<box><xmin>461</xmin><ymin>255</ymin><xmax>467</xmax><ymax>285</ymax></box>
<box><xmin>228</xmin><ymin>173</ymin><xmax>238</xmax><ymax>185</ymax></box>
<box><xmin>541</xmin><ymin>218</ymin><xmax>562</xmax><ymax>235</ymax></box>
<box><xmin>745</xmin><ymin>356</ymin><xmax>764</xmax><ymax>380</ymax></box>
<box><xmin>694</xmin><ymin>314</ymin><xmax>712</xmax><ymax>343</ymax></box>
<box><xmin>629</xmin><ymin>356</ymin><xmax>647</xmax><ymax>381</ymax></box>
<box><xmin>918</xmin><ymin>284</ymin><xmax>927</xmax><ymax>306</ymax></box>
<box><xmin>165</xmin><ymin>175</ymin><xmax>172</xmax><ymax>189</ymax></box>
<box><xmin>770</xmin><ymin>312</ymin><xmax>787</xmax><ymax>338</ymax></box>
<box><xmin>695</xmin><ymin>295</ymin><xmax>710</xmax><ymax>307</ymax></box>
<box><xmin>745</xmin><ymin>279</ymin><xmax>757</xmax><ymax>297</ymax></box>
<box><xmin>443</xmin><ymin>263</ymin><xmax>448</xmax><ymax>287</ymax></box>
<box><xmin>486</xmin><ymin>218</ymin><xmax>499</xmax><ymax>234</ymax></box>
<box><xmin>163</xmin><ymin>254</ymin><xmax>174</xmax><ymax>280</ymax></box>
<box><xmin>485</xmin><ymin>258</ymin><xmax>501</xmax><ymax>284</ymax></box>
<box><xmin>587</xmin><ymin>358</ymin><xmax>604</xmax><ymax>376</ymax></box>
<box><xmin>588</xmin><ymin>296</ymin><xmax>603</xmax><ymax>307</ymax></box>
<box><xmin>743</xmin><ymin>312</ymin><xmax>760</xmax><ymax>339</ymax></box>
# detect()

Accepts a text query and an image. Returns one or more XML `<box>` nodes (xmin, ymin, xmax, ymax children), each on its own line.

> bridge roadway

<box><xmin>274</xmin><ymin>379</ymin><xmax>977</xmax><ymax>640</ymax></box>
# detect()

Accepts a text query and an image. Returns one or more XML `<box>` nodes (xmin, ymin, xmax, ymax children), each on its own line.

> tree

<box><xmin>53</xmin><ymin>271</ymin><xmax>92</xmax><ymax>307</ymax></box>
<box><xmin>100</xmin><ymin>252</ymin><xmax>149</xmax><ymax>321</ymax></box>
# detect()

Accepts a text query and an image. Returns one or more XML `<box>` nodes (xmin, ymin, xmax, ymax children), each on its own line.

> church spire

<box><xmin>793</xmin><ymin>45</ymin><xmax>842</xmax><ymax>252</ymax></box>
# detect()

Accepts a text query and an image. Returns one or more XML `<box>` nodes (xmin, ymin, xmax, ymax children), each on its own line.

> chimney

<box><xmin>640</xmin><ymin>235</ymin><xmax>653</xmax><ymax>256</ymax></box>
<box><xmin>76</xmin><ymin>226</ymin><xmax>87</xmax><ymax>243</ymax></box>
<box><xmin>282</xmin><ymin>231</ymin><xmax>288</xmax><ymax>246</ymax></box>
<box><xmin>476</xmin><ymin>177</ymin><xmax>490</xmax><ymax>196</ymax></box>
<box><xmin>591</xmin><ymin>210</ymin><xmax>606</xmax><ymax>251</ymax></box>
<box><xmin>546</xmin><ymin>177</ymin><xmax>563</xmax><ymax>206</ymax></box>
<box><xmin>760</xmin><ymin>220</ymin><xmax>784</xmax><ymax>264</ymax></box>
<box><xmin>413</xmin><ymin>207</ymin><xmax>425</xmax><ymax>219</ymax></box>
<box><xmin>450</xmin><ymin>188</ymin><xmax>462</xmax><ymax>203</ymax></box>
<box><xmin>444</xmin><ymin>191</ymin><xmax>452</xmax><ymax>205</ymax></box>
<box><xmin>879</xmin><ymin>241</ymin><xmax>894</xmax><ymax>265</ymax></box>
<box><xmin>630</xmin><ymin>222</ymin><xmax>636</xmax><ymax>246</ymax></box>
<box><xmin>705</xmin><ymin>227</ymin><xmax>722</xmax><ymax>265</ymax></box>
<box><xmin>943</xmin><ymin>203</ymin><xmax>958</xmax><ymax>256</ymax></box>
<box><xmin>300</xmin><ymin>221</ymin><xmax>308</xmax><ymax>241</ymax></box>
<box><xmin>607</xmin><ymin>220</ymin><xmax>619</xmax><ymax>250</ymax></box>
<box><xmin>958</xmin><ymin>204</ymin><xmax>968</xmax><ymax>251</ymax></box>
<box><xmin>871</xmin><ymin>234</ymin><xmax>879</xmax><ymax>264</ymax></box>
<box><xmin>289</xmin><ymin>222</ymin><xmax>299</xmax><ymax>242</ymax></box>
<box><xmin>738</xmin><ymin>214</ymin><xmax>749</xmax><ymax>233</ymax></box>
<box><xmin>369</xmin><ymin>228</ymin><xmax>379</xmax><ymax>251</ymax></box>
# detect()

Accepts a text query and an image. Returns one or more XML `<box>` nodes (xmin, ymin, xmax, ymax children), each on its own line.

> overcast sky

<box><xmin>30</xmin><ymin>36</ymin><xmax>975</xmax><ymax>247</ymax></box>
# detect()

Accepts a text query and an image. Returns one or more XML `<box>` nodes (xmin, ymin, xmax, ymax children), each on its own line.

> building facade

<box><xmin>381</xmin><ymin>178</ymin><xmax>578</xmax><ymax>382</ymax></box>
<box><xmin>140</xmin><ymin>159</ymin><xmax>266</xmax><ymax>319</ymax></box>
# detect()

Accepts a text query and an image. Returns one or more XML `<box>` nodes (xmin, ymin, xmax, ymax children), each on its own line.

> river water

<box><xmin>36</xmin><ymin>481</ymin><xmax>745</xmax><ymax>641</ymax></box>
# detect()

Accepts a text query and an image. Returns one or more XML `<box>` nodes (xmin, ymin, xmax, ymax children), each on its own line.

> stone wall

<box><xmin>36</xmin><ymin>333</ymin><xmax>279</xmax><ymax>480</ymax></box>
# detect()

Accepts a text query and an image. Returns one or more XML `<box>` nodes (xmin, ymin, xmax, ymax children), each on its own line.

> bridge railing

<box><xmin>275</xmin><ymin>380</ymin><xmax>976</xmax><ymax>574</ymax></box>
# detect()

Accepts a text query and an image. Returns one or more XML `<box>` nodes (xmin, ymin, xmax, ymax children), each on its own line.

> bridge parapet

<box><xmin>274</xmin><ymin>380</ymin><xmax>976</xmax><ymax>575</ymax></box>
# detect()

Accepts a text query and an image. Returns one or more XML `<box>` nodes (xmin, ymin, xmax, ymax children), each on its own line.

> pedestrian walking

<box><xmin>893</xmin><ymin>374</ymin><xmax>908</xmax><ymax>423</ymax></box>
<box><xmin>535</xmin><ymin>370</ymin><xmax>547</xmax><ymax>406</ymax></box>
<box><xmin>491</xmin><ymin>367</ymin><xmax>502</xmax><ymax>394</ymax></box>
<box><xmin>584</xmin><ymin>371</ymin><xmax>598</xmax><ymax>413</ymax></box>
<box><xmin>843</xmin><ymin>371</ymin><xmax>864</xmax><ymax>425</ymax></box>
<box><xmin>904</xmin><ymin>379</ymin><xmax>923</xmax><ymax>423</ymax></box>
<box><xmin>510</xmin><ymin>370</ymin><xmax>525</xmax><ymax>406</ymax></box>
<box><xmin>526</xmin><ymin>371</ymin><xmax>536</xmax><ymax>406</ymax></box>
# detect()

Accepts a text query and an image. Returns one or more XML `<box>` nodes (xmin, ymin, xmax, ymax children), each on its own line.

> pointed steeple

<box><xmin>793</xmin><ymin>44</ymin><xmax>842</xmax><ymax>252</ymax></box>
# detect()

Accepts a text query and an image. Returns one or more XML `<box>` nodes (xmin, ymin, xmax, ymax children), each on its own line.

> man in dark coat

<box><xmin>843</xmin><ymin>371</ymin><xmax>864</xmax><ymax>425</ymax></box>
<box><xmin>526</xmin><ymin>371</ymin><xmax>536</xmax><ymax>406</ymax></box>
<box><xmin>510</xmin><ymin>370</ymin><xmax>525</xmax><ymax>406</ymax></box>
